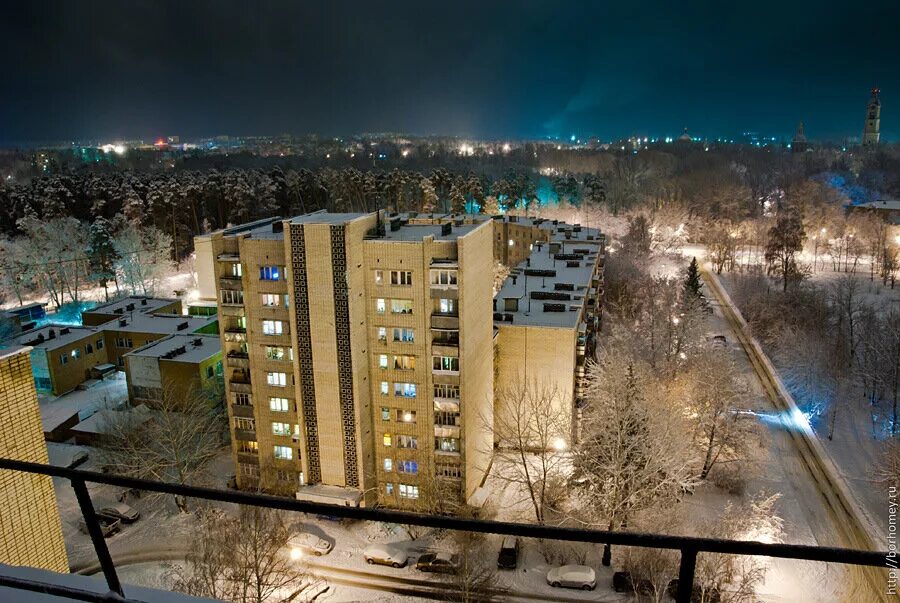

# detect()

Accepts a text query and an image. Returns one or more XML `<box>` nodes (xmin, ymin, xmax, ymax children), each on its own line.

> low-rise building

<box><xmin>81</xmin><ymin>296</ymin><xmax>181</xmax><ymax>326</ymax></box>
<box><xmin>7</xmin><ymin>325</ymin><xmax>107</xmax><ymax>395</ymax></box>
<box><xmin>124</xmin><ymin>333</ymin><xmax>223</xmax><ymax>405</ymax></box>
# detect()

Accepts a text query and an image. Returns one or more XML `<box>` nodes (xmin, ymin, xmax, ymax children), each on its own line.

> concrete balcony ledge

<box><xmin>430</xmin><ymin>314</ymin><xmax>459</xmax><ymax>330</ymax></box>
<box><xmin>231</xmin><ymin>403</ymin><xmax>254</xmax><ymax>418</ymax></box>
<box><xmin>229</xmin><ymin>381</ymin><xmax>252</xmax><ymax>394</ymax></box>
<box><xmin>234</xmin><ymin>429</ymin><xmax>256</xmax><ymax>441</ymax></box>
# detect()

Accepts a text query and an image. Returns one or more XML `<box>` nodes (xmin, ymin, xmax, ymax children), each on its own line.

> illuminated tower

<box><xmin>862</xmin><ymin>88</ymin><xmax>881</xmax><ymax>147</ymax></box>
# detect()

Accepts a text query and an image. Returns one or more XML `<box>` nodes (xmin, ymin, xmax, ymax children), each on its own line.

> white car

<box><xmin>363</xmin><ymin>543</ymin><xmax>408</xmax><ymax>568</ymax></box>
<box><xmin>547</xmin><ymin>565</ymin><xmax>596</xmax><ymax>590</ymax></box>
<box><xmin>288</xmin><ymin>532</ymin><xmax>333</xmax><ymax>559</ymax></box>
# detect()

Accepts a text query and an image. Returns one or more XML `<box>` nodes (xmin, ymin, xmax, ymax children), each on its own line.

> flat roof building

<box><xmin>124</xmin><ymin>333</ymin><xmax>223</xmax><ymax>405</ymax></box>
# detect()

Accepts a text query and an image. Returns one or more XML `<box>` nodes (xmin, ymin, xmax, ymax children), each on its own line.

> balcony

<box><xmin>227</xmin><ymin>351</ymin><xmax>250</xmax><ymax>369</ymax></box>
<box><xmin>219</xmin><ymin>276</ymin><xmax>243</xmax><ymax>290</ymax></box>
<box><xmin>229</xmin><ymin>380</ymin><xmax>252</xmax><ymax>394</ymax></box>
<box><xmin>219</xmin><ymin>304</ymin><xmax>245</xmax><ymax>317</ymax></box>
<box><xmin>223</xmin><ymin>329</ymin><xmax>247</xmax><ymax>343</ymax></box>
<box><xmin>0</xmin><ymin>457</ymin><xmax>887</xmax><ymax>603</ymax></box>
<box><xmin>234</xmin><ymin>428</ymin><xmax>256</xmax><ymax>441</ymax></box>
<box><xmin>431</xmin><ymin>343</ymin><xmax>459</xmax><ymax>357</ymax></box>
<box><xmin>435</xmin><ymin>424</ymin><xmax>461</xmax><ymax>438</ymax></box>
<box><xmin>434</xmin><ymin>411</ymin><xmax>460</xmax><ymax>427</ymax></box>
<box><xmin>434</xmin><ymin>397</ymin><xmax>460</xmax><ymax>412</ymax></box>
<box><xmin>430</xmin><ymin>287</ymin><xmax>458</xmax><ymax>299</ymax></box>
<box><xmin>231</xmin><ymin>403</ymin><xmax>254</xmax><ymax>418</ymax></box>
<box><xmin>237</xmin><ymin>452</ymin><xmax>259</xmax><ymax>464</ymax></box>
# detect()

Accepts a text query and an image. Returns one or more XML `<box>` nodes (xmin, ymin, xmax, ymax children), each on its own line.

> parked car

<box><xmin>415</xmin><ymin>552</ymin><xmax>459</xmax><ymax>574</ymax></box>
<box><xmin>77</xmin><ymin>516</ymin><xmax>121</xmax><ymax>538</ymax></box>
<box><xmin>97</xmin><ymin>503</ymin><xmax>140</xmax><ymax>524</ymax></box>
<box><xmin>288</xmin><ymin>532</ymin><xmax>333</xmax><ymax>558</ymax></box>
<box><xmin>68</xmin><ymin>451</ymin><xmax>89</xmax><ymax>469</ymax></box>
<box><xmin>363</xmin><ymin>543</ymin><xmax>408</xmax><ymax>568</ymax></box>
<box><xmin>547</xmin><ymin>565</ymin><xmax>596</xmax><ymax>591</ymax></box>
<box><xmin>497</xmin><ymin>536</ymin><xmax>519</xmax><ymax>569</ymax></box>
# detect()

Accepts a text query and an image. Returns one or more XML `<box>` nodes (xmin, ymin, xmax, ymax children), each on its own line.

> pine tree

<box><xmin>684</xmin><ymin>256</ymin><xmax>703</xmax><ymax>299</ymax></box>
<box><xmin>449</xmin><ymin>180</ymin><xmax>466</xmax><ymax>215</ymax></box>
<box><xmin>87</xmin><ymin>217</ymin><xmax>119</xmax><ymax>301</ymax></box>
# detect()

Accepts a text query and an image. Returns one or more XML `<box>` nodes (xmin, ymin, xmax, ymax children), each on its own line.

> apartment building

<box><xmin>0</xmin><ymin>346</ymin><xmax>68</xmax><ymax>573</ymax></box>
<box><xmin>196</xmin><ymin>211</ymin><xmax>495</xmax><ymax>507</ymax></box>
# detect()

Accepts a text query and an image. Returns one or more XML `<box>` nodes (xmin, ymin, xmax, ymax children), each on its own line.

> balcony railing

<box><xmin>0</xmin><ymin>457</ymin><xmax>889</xmax><ymax>603</ymax></box>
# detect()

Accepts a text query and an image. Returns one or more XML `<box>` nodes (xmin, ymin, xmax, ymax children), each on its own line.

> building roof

<box><xmin>379</xmin><ymin>221</ymin><xmax>482</xmax><ymax>242</ymax></box>
<box><xmin>100</xmin><ymin>312</ymin><xmax>217</xmax><ymax>335</ymax></box>
<box><xmin>7</xmin><ymin>325</ymin><xmax>99</xmax><ymax>352</ymax></box>
<box><xmin>850</xmin><ymin>198</ymin><xmax>900</xmax><ymax>212</ymax></box>
<box><xmin>70</xmin><ymin>406</ymin><xmax>153</xmax><ymax>436</ymax></box>
<box><xmin>83</xmin><ymin>296</ymin><xmax>177</xmax><ymax>317</ymax></box>
<box><xmin>0</xmin><ymin>344</ymin><xmax>30</xmax><ymax>360</ymax></box>
<box><xmin>495</xmin><ymin>224</ymin><xmax>603</xmax><ymax>329</ymax></box>
<box><xmin>126</xmin><ymin>333</ymin><xmax>221</xmax><ymax>364</ymax></box>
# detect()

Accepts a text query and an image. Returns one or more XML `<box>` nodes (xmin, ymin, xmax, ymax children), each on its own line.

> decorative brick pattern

<box><xmin>330</xmin><ymin>225</ymin><xmax>360</xmax><ymax>488</ymax></box>
<box><xmin>289</xmin><ymin>225</ymin><xmax>322</xmax><ymax>484</ymax></box>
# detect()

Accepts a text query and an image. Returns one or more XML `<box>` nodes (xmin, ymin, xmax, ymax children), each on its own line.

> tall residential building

<box><xmin>0</xmin><ymin>346</ymin><xmax>69</xmax><ymax>573</ymax></box>
<box><xmin>196</xmin><ymin>210</ymin><xmax>602</xmax><ymax>508</ymax></box>
<box><xmin>862</xmin><ymin>87</ymin><xmax>881</xmax><ymax>147</ymax></box>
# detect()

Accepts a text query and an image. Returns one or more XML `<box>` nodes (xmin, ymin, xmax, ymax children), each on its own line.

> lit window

<box><xmin>398</xmin><ymin>460</ymin><xmax>418</xmax><ymax>474</ymax></box>
<box><xmin>231</xmin><ymin>263</ymin><xmax>243</xmax><ymax>277</ymax></box>
<box><xmin>267</xmin><ymin>372</ymin><xmax>287</xmax><ymax>387</ymax></box>
<box><xmin>392</xmin><ymin>328</ymin><xmax>414</xmax><ymax>343</ymax></box>
<box><xmin>508</xmin><ymin>239</ymin><xmax>515</xmax><ymax>247</ymax></box>
<box><xmin>397</xmin><ymin>435</ymin><xmax>417</xmax><ymax>449</ymax></box>
<box><xmin>383</xmin><ymin>433</ymin><xmax>392</xmax><ymax>447</ymax></box>
<box><xmin>234</xmin><ymin>418</ymin><xmax>255</xmax><ymax>431</ymax></box>
<box><xmin>273</xmin><ymin>445</ymin><xmax>292</xmax><ymax>460</ymax></box>
<box><xmin>259</xmin><ymin>266</ymin><xmax>281</xmax><ymax>281</ymax></box>
<box><xmin>377</xmin><ymin>327</ymin><xmax>387</xmax><ymax>342</ymax></box>
<box><xmin>71</xmin><ymin>348</ymin><xmax>81</xmax><ymax>359</ymax></box>
<box><xmin>391</xmin><ymin>299</ymin><xmax>413</xmax><ymax>314</ymax></box>
<box><xmin>238</xmin><ymin>440</ymin><xmax>258</xmax><ymax>455</ymax></box>
<box><xmin>262</xmin><ymin>320</ymin><xmax>283</xmax><ymax>335</ymax></box>
<box><xmin>399</xmin><ymin>484</ymin><xmax>419</xmax><ymax>499</ymax></box>
<box><xmin>260</xmin><ymin>293</ymin><xmax>280</xmax><ymax>306</ymax></box>
<box><xmin>433</xmin><ymin>356</ymin><xmax>459</xmax><ymax>372</ymax></box>
<box><xmin>376</xmin><ymin>298</ymin><xmax>386</xmax><ymax>314</ymax></box>
<box><xmin>272</xmin><ymin>422</ymin><xmax>291</xmax><ymax>436</ymax></box>
<box><xmin>270</xmin><ymin>397</ymin><xmax>289</xmax><ymax>412</ymax></box>
<box><xmin>396</xmin><ymin>409</ymin><xmax>417</xmax><ymax>423</ymax></box>
<box><xmin>374</xmin><ymin>270</ymin><xmax>384</xmax><ymax>285</ymax></box>
<box><xmin>379</xmin><ymin>354</ymin><xmax>388</xmax><ymax>369</ymax></box>
<box><xmin>438</xmin><ymin>298</ymin><xmax>455</xmax><ymax>313</ymax></box>
<box><xmin>430</xmin><ymin>269</ymin><xmax>458</xmax><ymax>286</ymax></box>
<box><xmin>380</xmin><ymin>381</ymin><xmax>389</xmax><ymax>395</ymax></box>
<box><xmin>384</xmin><ymin>458</ymin><xmax>393</xmax><ymax>472</ymax></box>
<box><xmin>394</xmin><ymin>383</ymin><xmax>416</xmax><ymax>398</ymax></box>
<box><xmin>386</xmin><ymin>483</ymin><xmax>394</xmax><ymax>495</ymax></box>
<box><xmin>381</xmin><ymin>407</ymin><xmax>390</xmax><ymax>421</ymax></box>
<box><xmin>266</xmin><ymin>346</ymin><xmax>286</xmax><ymax>360</ymax></box>
<box><xmin>393</xmin><ymin>355</ymin><xmax>415</xmax><ymax>370</ymax></box>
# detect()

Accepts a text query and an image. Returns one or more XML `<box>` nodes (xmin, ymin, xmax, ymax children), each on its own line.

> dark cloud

<box><xmin>2</xmin><ymin>0</ymin><xmax>898</xmax><ymax>144</ymax></box>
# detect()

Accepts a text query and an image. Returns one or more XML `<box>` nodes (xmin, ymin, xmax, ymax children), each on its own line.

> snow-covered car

<box><xmin>709</xmin><ymin>334</ymin><xmax>728</xmax><ymax>349</ymax></box>
<box><xmin>97</xmin><ymin>503</ymin><xmax>140</xmax><ymax>524</ymax></box>
<box><xmin>415</xmin><ymin>552</ymin><xmax>459</xmax><ymax>574</ymax></box>
<box><xmin>547</xmin><ymin>565</ymin><xmax>596</xmax><ymax>590</ymax></box>
<box><xmin>288</xmin><ymin>532</ymin><xmax>333</xmax><ymax>558</ymax></box>
<box><xmin>364</xmin><ymin>543</ymin><xmax>408</xmax><ymax>568</ymax></box>
<box><xmin>78</xmin><ymin>516</ymin><xmax>121</xmax><ymax>538</ymax></box>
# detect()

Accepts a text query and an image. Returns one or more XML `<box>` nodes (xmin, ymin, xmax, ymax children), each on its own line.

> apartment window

<box><xmin>508</xmin><ymin>239</ymin><xmax>515</xmax><ymax>247</ymax></box>
<box><xmin>266</xmin><ymin>372</ymin><xmax>287</xmax><ymax>387</ymax></box>
<box><xmin>383</xmin><ymin>458</ymin><xmax>393</xmax><ymax>472</ymax></box>
<box><xmin>380</xmin><ymin>381</ymin><xmax>389</xmax><ymax>395</ymax></box>
<box><xmin>240</xmin><ymin>463</ymin><xmax>259</xmax><ymax>478</ymax></box>
<box><xmin>394</xmin><ymin>383</ymin><xmax>416</xmax><ymax>398</ymax></box>
<box><xmin>386</xmin><ymin>483</ymin><xmax>394</xmax><ymax>496</ymax></box>
<box><xmin>206</xmin><ymin>366</ymin><xmax>215</xmax><ymax>378</ymax></box>
<box><xmin>262</xmin><ymin>320</ymin><xmax>283</xmax><ymax>335</ymax></box>
<box><xmin>96</xmin><ymin>338</ymin><xmax>104</xmax><ymax>350</ymax></box>
<box><xmin>438</xmin><ymin>298</ymin><xmax>456</xmax><ymax>314</ymax></box>
<box><xmin>86</xmin><ymin>343</ymin><xmax>93</xmax><ymax>354</ymax></box>
<box><xmin>273</xmin><ymin>445</ymin><xmax>293</xmax><ymax>460</ymax></box>
<box><xmin>383</xmin><ymin>433</ymin><xmax>392</xmax><ymax>447</ymax></box>
<box><xmin>265</xmin><ymin>346</ymin><xmax>288</xmax><ymax>361</ymax></box>
<box><xmin>374</xmin><ymin>270</ymin><xmax>384</xmax><ymax>285</ymax></box>
<box><xmin>259</xmin><ymin>266</ymin><xmax>281</xmax><ymax>281</ymax></box>
<box><xmin>435</xmin><ymin>436</ymin><xmax>460</xmax><ymax>453</ymax></box>
<box><xmin>377</xmin><ymin>327</ymin><xmax>387</xmax><ymax>342</ymax></box>
<box><xmin>234</xmin><ymin>418</ymin><xmax>256</xmax><ymax>431</ymax></box>
<box><xmin>234</xmin><ymin>393</ymin><xmax>252</xmax><ymax>406</ymax></box>
<box><xmin>222</xmin><ymin>289</ymin><xmax>244</xmax><ymax>305</ymax></box>
<box><xmin>376</xmin><ymin>298</ymin><xmax>386</xmax><ymax>314</ymax></box>
<box><xmin>378</xmin><ymin>354</ymin><xmax>389</xmax><ymax>369</ymax></box>
<box><xmin>435</xmin><ymin>411</ymin><xmax>460</xmax><ymax>426</ymax></box>
<box><xmin>399</xmin><ymin>484</ymin><xmax>419</xmax><ymax>499</ymax></box>
<box><xmin>398</xmin><ymin>460</ymin><xmax>418</xmax><ymax>475</ymax></box>
<box><xmin>433</xmin><ymin>356</ymin><xmax>459</xmax><ymax>372</ymax></box>
<box><xmin>391</xmin><ymin>299</ymin><xmax>413</xmax><ymax>314</ymax></box>
<box><xmin>392</xmin><ymin>328</ymin><xmax>414</xmax><ymax>343</ymax></box>
<box><xmin>393</xmin><ymin>355</ymin><xmax>415</xmax><ymax>370</ymax></box>
<box><xmin>270</xmin><ymin>397</ymin><xmax>289</xmax><ymax>412</ymax></box>
<box><xmin>231</xmin><ymin>263</ymin><xmax>243</xmax><ymax>277</ymax></box>
<box><xmin>430</xmin><ymin>269</ymin><xmax>458</xmax><ymax>286</ymax></box>
<box><xmin>272</xmin><ymin>422</ymin><xmax>291</xmax><ymax>436</ymax></box>
<box><xmin>397</xmin><ymin>435</ymin><xmax>418</xmax><ymax>449</ymax></box>
<box><xmin>396</xmin><ymin>409</ymin><xmax>416</xmax><ymax>423</ymax></box>
<box><xmin>117</xmin><ymin>338</ymin><xmax>133</xmax><ymax>348</ymax></box>
<box><xmin>381</xmin><ymin>407</ymin><xmax>390</xmax><ymax>421</ymax></box>
<box><xmin>260</xmin><ymin>293</ymin><xmax>280</xmax><ymax>307</ymax></box>
<box><xmin>238</xmin><ymin>440</ymin><xmax>258</xmax><ymax>455</ymax></box>
<box><xmin>59</xmin><ymin>354</ymin><xmax>68</xmax><ymax>365</ymax></box>
<box><xmin>70</xmin><ymin>348</ymin><xmax>81</xmax><ymax>360</ymax></box>
<box><xmin>391</xmin><ymin>270</ymin><xmax>413</xmax><ymax>286</ymax></box>
<box><xmin>434</xmin><ymin>384</ymin><xmax>460</xmax><ymax>399</ymax></box>
<box><xmin>436</xmin><ymin>464</ymin><xmax>461</xmax><ymax>478</ymax></box>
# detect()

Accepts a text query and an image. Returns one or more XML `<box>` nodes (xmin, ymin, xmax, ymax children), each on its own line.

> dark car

<box><xmin>415</xmin><ymin>552</ymin><xmax>460</xmax><ymax>574</ymax></box>
<box><xmin>497</xmin><ymin>536</ymin><xmax>519</xmax><ymax>569</ymax></box>
<box><xmin>78</xmin><ymin>516</ymin><xmax>121</xmax><ymax>538</ymax></box>
<box><xmin>97</xmin><ymin>503</ymin><xmax>140</xmax><ymax>524</ymax></box>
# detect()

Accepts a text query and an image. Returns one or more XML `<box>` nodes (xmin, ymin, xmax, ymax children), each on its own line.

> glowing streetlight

<box><xmin>290</xmin><ymin>547</ymin><xmax>303</xmax><ymax>561</ymax></box>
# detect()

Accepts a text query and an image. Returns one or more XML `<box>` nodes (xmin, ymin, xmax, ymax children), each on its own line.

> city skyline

<box><xmin>2</xmin><ymin>1</ymin><xmax>898</xmax><ymax>145</ymax></box>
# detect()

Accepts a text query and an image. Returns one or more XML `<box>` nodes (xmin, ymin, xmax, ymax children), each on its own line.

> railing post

<box><xmin>71</xmin><ymin>478</ymin><xmax>125</xmax><ymax>598</ymax></box>
<box><xmin>676</xmin><ymin>547</ymin><xmax>697</xmax><ymax>603</ymax></box>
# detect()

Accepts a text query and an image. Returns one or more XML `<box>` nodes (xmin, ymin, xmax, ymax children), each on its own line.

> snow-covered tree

<box><xmin>113</xmin><ymin>223</ymin><xmax>173</xmax><ymax>296</ymax></box>
<box><xmin>87</xmin><ymin>217</ymin><xmax>119</xmax><ymax>301</ymax></box>
<box><xmin>419</xmin><ymin>177</ymin><xmax>438</xmax><ymax>215</ymax></box>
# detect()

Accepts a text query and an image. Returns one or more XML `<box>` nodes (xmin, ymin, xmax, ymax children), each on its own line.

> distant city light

<box><xmin>502</xmin><ymin>143</ymin><xmax>511</xmax><ymax>152</ymax></box>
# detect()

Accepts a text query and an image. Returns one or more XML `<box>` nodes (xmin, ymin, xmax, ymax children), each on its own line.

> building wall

<box><xmin>0</xmin><ymin>348</ymin><xmax>69</xmax><ymax>573</ymax></box>
<box><xmin>42</xmin><ymin>333</ymin><xmax>108</xmax><ymax>395</ymax></box>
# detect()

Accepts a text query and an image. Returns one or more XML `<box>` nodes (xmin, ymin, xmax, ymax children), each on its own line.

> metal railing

<box><xmin>0</xmin><ymin>457</ymin><xmax>890</xmax><ymax>603</ymax></box>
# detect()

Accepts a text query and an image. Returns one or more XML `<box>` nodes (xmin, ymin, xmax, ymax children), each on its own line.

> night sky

<box><xmin>3</xmin><ymin>0</ymin><xmax>899</xmax><ymax>145</ymax></box>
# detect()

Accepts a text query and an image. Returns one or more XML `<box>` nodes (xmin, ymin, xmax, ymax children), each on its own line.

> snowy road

<box><xmin>701</xmin><ymin>264</ymin><xmax>891</xmax><ymax>602</ymax></box>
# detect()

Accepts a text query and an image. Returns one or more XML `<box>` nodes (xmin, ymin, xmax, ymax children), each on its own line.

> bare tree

<box><xmin>113</xmin><ymin>222</ymin><xmax>174</xmax><ymax>296</ymax></box>
<box><xmin>169</xmin><ymin>506</ymin><xmax>323</xmax><ymax>603</ymax></box>
<box><xmin>101</xmin><ymin>384</ymin><xmax>225</xmax><ymax>512</ymax></box>
<box><xmin>491</xmin><ymin>377</ymin><xmax>570</xmax><ymax>524</ymax></box>
<box><xmin>444</xmin><ymin>530</ymin><xmax>504</xmax><ymax>603</ymax></box>
<box><xmin>572</xmin><ymin>355</ymin><xmax>696</xmax><ymax>566</ymax></box>
<box><xmin>764</xmin><ymin>209</ymin><xmax>806</xmax><ymax>292</ymax></box>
